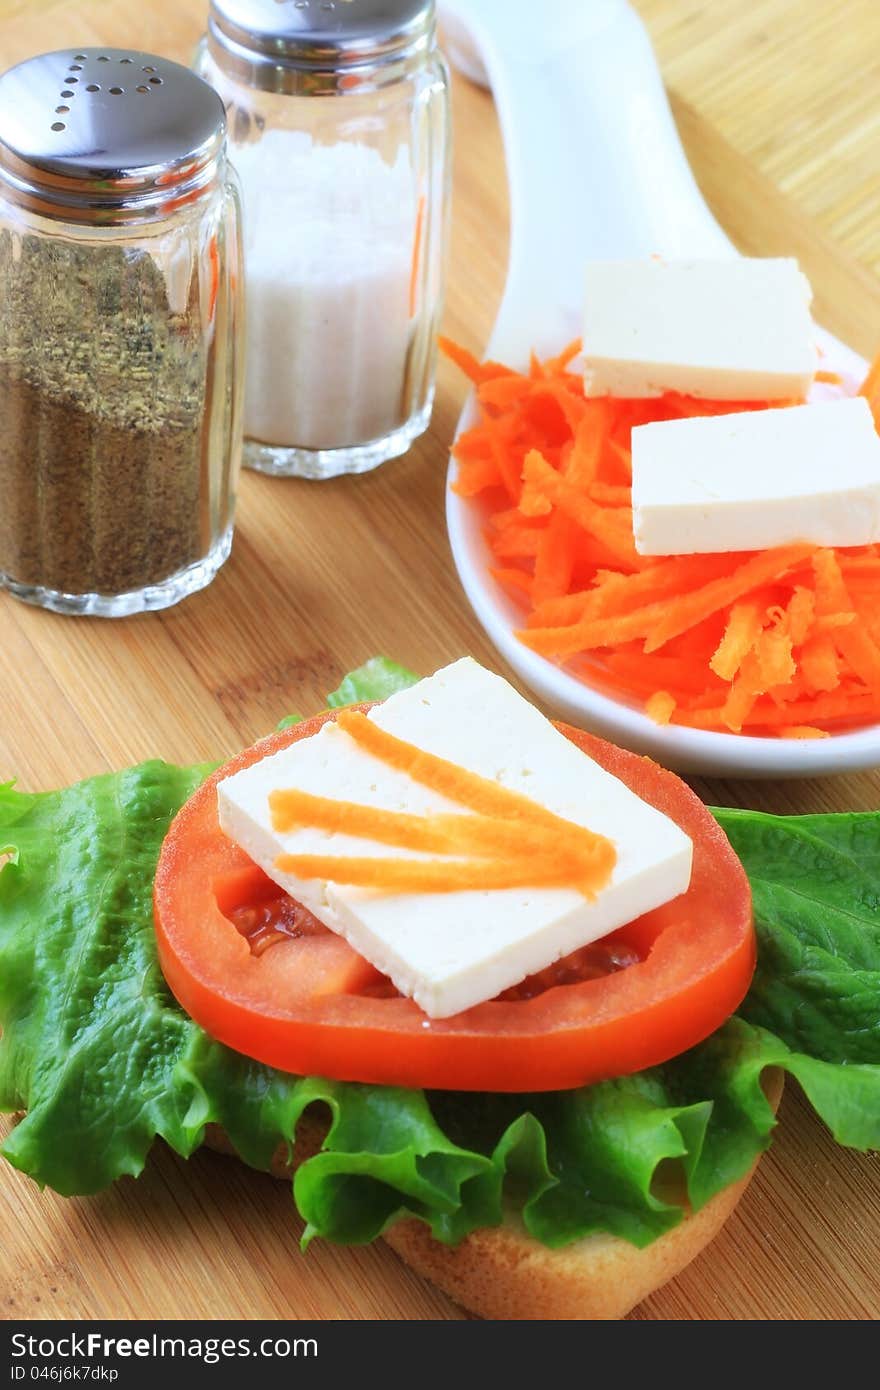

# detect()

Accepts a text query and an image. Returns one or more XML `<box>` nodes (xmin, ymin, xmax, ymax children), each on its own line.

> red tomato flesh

<box><xmin>153</xmin><ymin>708</ymin><xmax>755</xmax><ymax>1091</ymax></box>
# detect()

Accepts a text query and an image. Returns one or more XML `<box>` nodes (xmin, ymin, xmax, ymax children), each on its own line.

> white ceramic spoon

<box><xmin>441</xmin><ymin>0</ymin><xmax>876</xmax><ymax>777</ymax></box>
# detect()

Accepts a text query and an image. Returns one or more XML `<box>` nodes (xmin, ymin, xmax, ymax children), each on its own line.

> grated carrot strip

<box><xmin>533</xmin><ymin>510</ymin><xmax>579</xmax><ymax>606</ymax></box>
<box><xmin>439</xmin><ymin>335</ymin><xmax>514</xmax><ymax>385</ymax></box>
<box><xmin>477</xmin><ymin>375</ymin><xmax>532</xmax><ymax>411</ymax></box>
<box><xmin>799</xmin><ymin>632</ymin><xmax>840</xmax><ymax>694</ymax></box>
<box><xmin>813</xmin><ymin>549</ymin><xmax>880</xmax><ymax>690</ymax></box>
<box><xmin>270</xmin><ymin>791</ymin><xmax>574</xmax><ymax>861</ymax></box>
<box><xmin>519</xmin><ymin>448</ymin><xmax>555</xmax><ymax>517</ymax></box>
<box><xmin>645</xmin><ymin>691</ymin><xmax>676</xmax><ymax>725</ymax></box>
<box><xmin>720</xmin><ymin>651</ymin><xmax>766</xmax><ymax>732</ymax></box>
<box><xmin>490</xmin><ymin>566</ymin><xmax>533</xmax><ymax>602</ymax></box>
<box><xmin>452</xmin><ymin>454</ymin><xmax>502</xmax><ymax>497</ymax></box>
<box><xmin>489</xmin><ymin>520</ymin><xmax>544</xmax><ymax>559</ymax></box>
<box><xmin>784</xmin><ymin>586</ymin><xmax>816</xmax><ymax>647</ymax></box>
<box><xmin>544</xmin><ymin>338</ymin><xmax>583</xmax><ymax>373</ymax></box>
<box><xmin>275</xmin><ymin>853</ymin><xmax>601</xmax><ymax>895</ymax></box>
<box><xmin>754</xmin><ymin>613</ymin><xmax>796</xmax><ymax>689</ymax></box>
<box><xmin>710</xmin><ymin>601</ymin><xmax>763</xmax><ymax>682</ymax></box>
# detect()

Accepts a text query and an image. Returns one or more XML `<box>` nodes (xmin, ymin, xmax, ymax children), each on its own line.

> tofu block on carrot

<box><xmin>631</xmin><ymin>397</ymin><xmax>880</xmax><ymax>556</ymax></box>
<box><xmin>583</xmin><ymin>257</ymin><xmax>815</xmax><ymax>400</ymax></box>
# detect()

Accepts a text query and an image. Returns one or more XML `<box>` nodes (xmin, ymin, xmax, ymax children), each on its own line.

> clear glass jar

<box><xmin>195</xmin><ymin>0</ymin><xmax>450</xmax><ymax>479</ymax></box>
<box><xmin>0</xmin><ymin>49</ymin><xmax>245</xmax><ymax>617</ymax></box>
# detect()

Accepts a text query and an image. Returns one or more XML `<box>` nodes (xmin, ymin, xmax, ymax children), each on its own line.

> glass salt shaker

<box><xmin>196</xmin><ymin>0</ymin><xmax>450</xmax><ymax>479</ymax></box>
<box><xmin>0</xmin><ymin>49</ymin><xmax>245</xmax><ymax>617</ymax></box>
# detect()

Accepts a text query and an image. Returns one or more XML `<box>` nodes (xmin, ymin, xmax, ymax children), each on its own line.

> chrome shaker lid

<box><xmin>208</xmin><ymin>0</ymin><xmax>435</xmax><ymax>92</ymax></box>
<box><xmin>0</xmin><ymin>49</ymin><xmax>227</xmax><ymax>224</ymax></box>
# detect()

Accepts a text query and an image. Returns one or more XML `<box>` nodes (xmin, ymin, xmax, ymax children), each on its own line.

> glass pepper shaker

<box><xmin>196</xmin><ymin>0</ymin><xmax>450</xmax><ymax>479</ymax></box>
<box><xmin>0</xmin><ymin>49</ymin><xmax>245</xmax><ymax>617</ymax></box>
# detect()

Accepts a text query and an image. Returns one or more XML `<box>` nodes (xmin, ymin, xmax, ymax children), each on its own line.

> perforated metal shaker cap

<box><xmin>0</xmin><ymin>49</ymin><xmax>227</xmax><ymax>224</ymax></box>
<box><xmin>208</xmin><ymin>0</ymin><xmax>435</xmax><ymax>92</ymax></box>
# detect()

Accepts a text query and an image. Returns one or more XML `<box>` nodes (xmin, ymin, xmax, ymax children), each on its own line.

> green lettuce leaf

<box><xmin>715</xmin><ymin>808</ymin><xmax>880</xmax><ymax>1068</ymax></box>
<box><xmin>327</xmin><ymin>656</ymin><xmax>419</xmax><ymax>708</ymax></box>
<box><xmin>0</xmin><ymin>659</ymin><xmax>877</xmax><ymax>1252</ymax></box>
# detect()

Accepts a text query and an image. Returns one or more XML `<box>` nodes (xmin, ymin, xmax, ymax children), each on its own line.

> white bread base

<box><xmin>205</xmin><ymin>1068</ymin><xmax>782</xmax><ymax>1320</ymax></box>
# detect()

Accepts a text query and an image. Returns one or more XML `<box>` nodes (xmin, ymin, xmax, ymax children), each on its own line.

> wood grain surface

<box><xmin>1</xmin><ymin>0</ymin><xmax>879</xmax><ymax>1322</ymax></box>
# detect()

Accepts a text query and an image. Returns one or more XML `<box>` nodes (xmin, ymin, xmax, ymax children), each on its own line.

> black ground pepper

<box><xmin>0</xmin><ymin>230</ymin><xmax>210</xmax><ymax>597</ymax></box>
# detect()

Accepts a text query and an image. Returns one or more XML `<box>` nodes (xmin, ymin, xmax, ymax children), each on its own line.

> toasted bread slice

<box><xmin>205</xmin><ymin>1067</ymin><xmax>783</xmax><ymax>1320</ymax></box>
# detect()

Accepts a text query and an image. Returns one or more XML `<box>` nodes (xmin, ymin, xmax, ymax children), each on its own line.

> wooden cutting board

<box><xmin>1</xmin><ymin>0</ymin><xmax>879</xmax><ymax>1322</ymax></box>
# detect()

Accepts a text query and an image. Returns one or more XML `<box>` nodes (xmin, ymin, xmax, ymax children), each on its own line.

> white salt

<box><xmin>232</xmin><ymin>130</ymin><xmax>416</xmax><ymax>452</ymax></box>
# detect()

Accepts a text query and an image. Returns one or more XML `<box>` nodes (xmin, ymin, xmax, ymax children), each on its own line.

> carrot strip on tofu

<box><xmin>270</xmin><ymin>791</ymin><xmax>575</xmax><ymax>862</ymax></box>
<box><xmin>335</xmin><ymin>710</ymin><xmax>598</xmax><ymax>838</ymax></box>
<box><xmin>275</xmin><ymin>854</ymin><xmax>600</xmax><ymax>895</ymax></box>
<box><xmin>443</xmin><ymin>337</ymin><xmax>880</xmax><ymax>738</ymax></box>
<box><xmin>272</xmin><ymin>711</ymin><xmax>617</xmax><ymax>900</ymax></box>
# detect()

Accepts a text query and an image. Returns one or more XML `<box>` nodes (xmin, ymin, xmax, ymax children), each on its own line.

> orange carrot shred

<box><xmin>490</xmin><ymin>566</ymin><xmax>534</xmax><ymax>601</ymax></box>
<box><xmin>710</xmin><ymin>601</ymin><xmax>763</xmax><ymax>682</ymax></box>
<box><xmin>275</xmin><ymin>854</ymin><xmax>598</xmax><ymax>895</ymax></box>
<box><xmin>645</xmin><ymin>691</ymin><xmax>676</xmax><ymax>725</ymax></box>
<box><xmin>439</xmin><ymin>335</ymin><xmax>514</xmax><ymax>385</ymax></box>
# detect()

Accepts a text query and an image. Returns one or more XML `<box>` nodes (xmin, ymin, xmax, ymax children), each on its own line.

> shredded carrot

<box><xmin>520</xmin><ymin>450</ymin><xmax>642</xmax><ymax>572</ymax></box>
<box><xmin>445</xmin><ymin>336</ymin><xmax>880</xmax><ymax>737</ymax></box>
<box><xmin>439</xmin><ymin>335</ymin><xmax>514</xmax><ymax>386</ymax></box>
<box><xmin>645</xmin><ymin>691</ymin><xmax>676</xmax><ymax>725</ymax></box>
<box><xmin>490</xmin><ymin>566</ymin><xmax>534</xmax><ymax>600</ymax></box>
<box><xmin>710</xmin><ymin>601</ymin><xmax>764</xmax><ymax>682</ymax></box>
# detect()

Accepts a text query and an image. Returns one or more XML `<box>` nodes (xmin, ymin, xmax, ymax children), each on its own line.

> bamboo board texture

<box><xmin>1</xmin><ymin>0</ymin><xmax>879</xmax><ymax>1323</ymax></box>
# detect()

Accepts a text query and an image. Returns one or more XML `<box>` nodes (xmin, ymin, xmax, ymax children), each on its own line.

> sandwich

<box><xmin>1</xmin><ymin>656</ymin><xmax>877</xmax><ymax>1320</ymax></box>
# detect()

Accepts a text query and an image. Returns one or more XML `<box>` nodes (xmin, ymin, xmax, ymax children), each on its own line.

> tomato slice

<box><xmin>153</xmin><ymin>708</ymin><xmax>755</xmax><ymax>1092</ymax></box>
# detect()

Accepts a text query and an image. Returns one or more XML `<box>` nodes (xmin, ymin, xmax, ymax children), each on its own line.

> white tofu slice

<box><xmin>582</xmin><ymin>257</ymin><xmax>816</xmax><ymax>400</ymax></box>
<box><xmin>632</xmin><ymin>396</ymin><xmax>880</xmax><ymax>556</ymax></box>
<box><xmin>218</xmin><ymin>659</ymin><xmax>693</xmax><ymax>1019</ymax></box>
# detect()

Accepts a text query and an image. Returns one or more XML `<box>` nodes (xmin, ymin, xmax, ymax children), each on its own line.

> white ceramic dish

<box><xmin>440</xmin><ymin>0</ymin><xmax>877</xmax><ymax>777</ymax></box>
